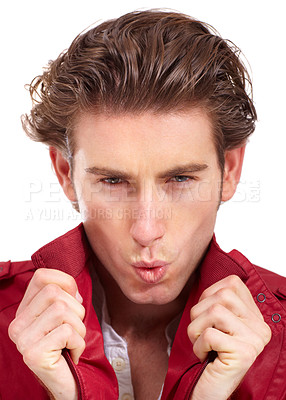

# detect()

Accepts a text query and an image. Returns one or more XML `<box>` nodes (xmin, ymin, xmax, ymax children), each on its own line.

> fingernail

<box><xmin>76</xmin><ymin>291</ymin><xmax>83</xmax><ymax>303</ymax></box>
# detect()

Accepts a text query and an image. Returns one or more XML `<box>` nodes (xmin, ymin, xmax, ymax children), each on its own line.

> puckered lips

<box><xmin>131</xmin><ymin>260</ymin><xmax>169</xmax><ymax>284</ymax></box>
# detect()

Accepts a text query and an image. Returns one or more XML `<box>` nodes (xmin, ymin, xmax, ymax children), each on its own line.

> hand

<box><xmin>8</xmin><ymin>268</ymin><xmax>86</xmax><ymax>400</ymax></box>
<box><xmin>187</xmin><ymin>275</ymin><xmax>272</xmax><ymax>400</ymax></box>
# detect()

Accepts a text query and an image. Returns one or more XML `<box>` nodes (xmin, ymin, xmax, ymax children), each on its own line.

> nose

<box><xmin>129</xmin><ymin>201</ymin><xmax>166</xmax><ymax>248</ymax></box>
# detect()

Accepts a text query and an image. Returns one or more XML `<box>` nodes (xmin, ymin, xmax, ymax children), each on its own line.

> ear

<box><xmin>221</xmin><ymin>146</ymin><xmax>245</xmax><ymax>202</ymax></box>
<box><xmin>49</xmin><ymin>147</ymin><xmax>77</xmax><ymax>203</ymax></box>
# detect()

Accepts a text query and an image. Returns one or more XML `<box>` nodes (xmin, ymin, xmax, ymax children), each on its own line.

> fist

<box><xmin>8</xmin><ymin>268</ymin><xmax>86</xmax><ymax>400</ymax></box>
<box><xmin>187</xmin><ymin>275</ymin><xmax>272</xmax><ymax>400</ymax></box>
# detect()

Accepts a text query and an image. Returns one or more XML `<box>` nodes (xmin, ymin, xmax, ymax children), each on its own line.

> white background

<box><xmin>1</xmin><ymin>0</ymin><xmax>285</xmax><ymax>276</ymax></box>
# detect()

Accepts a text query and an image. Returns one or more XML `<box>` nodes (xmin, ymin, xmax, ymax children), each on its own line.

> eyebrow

<box><xmin>85</xmin><ymin>163</ymin><xmax>208</xmax><ymax>180</ymax></box>
<box><xmin>157</xmin><ymin>163</ymin><xmax>208</xmax><ymax>179</ymax></box>
<box><xmin>84</xmin><ymin>167</ymin><xmax>133</xmax><ymax>180</ymax></box>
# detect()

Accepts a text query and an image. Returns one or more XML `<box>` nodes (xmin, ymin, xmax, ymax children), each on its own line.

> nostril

<box><xmin>130</xmin><ymin>219</ymin><xmax>165</xmax><ymax>248</ymax></box>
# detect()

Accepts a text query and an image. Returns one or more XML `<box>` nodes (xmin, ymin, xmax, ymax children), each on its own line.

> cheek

<box><xmin>82</xmin><ymin>197</ymin><xmax>132</xmax><ymax>254</ymax></box>
<box><xmin>173</xmin><ymin>205</ymin><xmax>216</xmax><ymax>242</ymax></box>
<box><xmin>190</xmin><ymin>175</ymin><xmax>222</xmax><ymax>204</ymax></box>
<box><xmin>172</xmin><ymin>180</ymin><xmax>220</xmax><ymax>221</ymax></box>
<box><xmin>84</xmin><ymin>216</ymin><xmax>127</xmax><ymax>270</ymax></box>
<box><xmin>169</xmin><ymin>188</ymin><xmax>220</xmax><ymax>252</ymax></box>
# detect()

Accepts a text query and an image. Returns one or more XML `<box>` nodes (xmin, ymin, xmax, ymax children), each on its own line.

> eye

<box><xmin>170</xmin><ymin>175</ymin><xmax>194</xmax><ymax>183</ymax></box>
<box><xmin>101</xmin><ymin>177</ymin><xmax>123</xmax><ymax>185</ymax></box>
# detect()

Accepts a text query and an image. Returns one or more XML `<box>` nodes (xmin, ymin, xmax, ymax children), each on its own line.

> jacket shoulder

<box><xmin>0</xmin><ymin>259</ymin><xmax>34</xmax><ymax>279</ymax></box>
<box><xmin>229</xmin><ymin>247</ymin><xmax>286</xmax><ymax>304</ymax></box>
<box><xmin>254</xmin><ymin>264</ymin><xmax>286</xmax><ymax>301</ymax></box>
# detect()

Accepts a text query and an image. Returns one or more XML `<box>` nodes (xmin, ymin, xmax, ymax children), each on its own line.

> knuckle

<box><xmin>192</xmin><ymin>341</ymin><xmax>201</xmax><ymax>360</ymax></box>
<box><xmin>67</xmin><ymin>275</ymin><xmax>77</xmax><ymax>293</ymax></box>
<box><xmin>79</xmin><ymin>336</ymin><xmax>86</xmax><ymax>352</ymax></box>
<box><xmin>79</xmin><ymin>304</ymin><xmax>86</xmax><ymax>321</ymax></box>
<box><xmin>226</xmin><ymin>274</ymin><xmax>242</xmax><ymax>289</ymax></box>
<box><xmin>242</xmin><ymin>343</ymin><xmax>258</xmax><ymax>366</ymax></box>
<box><xmin>33</xmin><ymin>268</ymin><xmax>47</xmax><ymax>285</ymax></box>
<box><xmin>208</xmin><ymin>303</ymin><xmax>223</xmax><ymax>317</ymax></box>
<box><xmin>258</xmin><ymin>323</ymin><xmax>272</xmax><ymax>347</ymax></box>
<box><xmin>61</xmin><ymin>323</ymin><xmax>74</xmax><ymax>337</ymax></box>
<box><xmin>62</xmin><ymin>275</ymin><xmax>77</xmax><ymax>295</ymax></box>
<box><xmin>190</xmin><ymin>305</ymin><xmax>199</xmax><ymax>321</ymax></box>
<box><xmin>22</xmin><ymin>347</ymin><xmax>39</xmax><ymax>367</ymax></box>
<box><xmin>199</xmin><ymin>289</ymin><xmax>209</xmax><ymax>301</ymax></box>
<box><xmin>8</xmin><ymin>319</ymin><xmax>18</xmax><ymax>342</ymax></box>
<box><xmin>8</xmin><ymin>317</ymin><xmax>26</xmax><ymax>343</ymax></box>
<box><xmin>33</xmin><ymin>269</ymin><xmax>77</xmax><ymax>296</ymax></box>
<box><xmin>248</xmin><ymin>334</ymin><xmax>265</xmax><ymax>356</ymax></box>
<box><xmin>256</xmin><ymin>336</ymin><xmax>266</xmax><ymax>354</ymax></box>
<box><xmin>216</xmin><ymin>287</ymin><xmax>232</xmax><ymax>302</ymax></box>
<box><xmin>81</xmin><ymin>323</ymin><xmax>87</xmax><ymax>339</ymax></box>
<box><xmin>52</xmin><ymin>299</ymin><xmax>69</xmax><ymax>316</ymax></box>
<box><xmin>16</xmin><ymin>334</ymin><xmax>28</xmax><ymax>354</ymax></box>
<box><xmin>187</xmin><ymin>324</ymin><xmax>196</xmax><ymax>343</ymax></box>
<box><xmin>44</xmin><ymin>283</ymin><xmax>62</xmax><ymax>299</ymax></box>
<box><xmin>202</xmin><ymin>326</ymin><xmax>214</xmax><ymax>342</ymax></box>
<box><xmin>264</xmin><ymin>323</ymin><xmax>272</xmax><ymax>344</ymax></box>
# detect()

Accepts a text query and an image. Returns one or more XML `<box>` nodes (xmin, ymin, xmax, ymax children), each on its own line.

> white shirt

<box><xmin>91</xmin><ymin>271</ymin><xmax>180</xmax><ymax>400</ymax></box>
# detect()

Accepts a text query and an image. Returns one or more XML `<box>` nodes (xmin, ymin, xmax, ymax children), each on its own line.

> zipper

<box><xmin>63</xmin><ymin>349</ymin><xmax>83</xmax><ymax>400</ymax></box>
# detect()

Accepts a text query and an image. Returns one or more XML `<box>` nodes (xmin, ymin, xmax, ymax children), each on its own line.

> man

<box><xmin>1</xmin><ymin>9</ymin><xmax>285</xmax><ymax>400</ymax></box>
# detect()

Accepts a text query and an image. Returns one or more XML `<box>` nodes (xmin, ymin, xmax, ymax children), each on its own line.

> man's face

<box><xmin>71</xmin><ymin>109</ymin><xmax>223</xmax><ymax>305</ymax></box>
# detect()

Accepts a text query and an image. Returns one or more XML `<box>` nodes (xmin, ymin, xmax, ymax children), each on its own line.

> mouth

<box><xmin>131</xmin><ymin>260</ymin><xmax>169</xmax><ymax>284</ymax></box>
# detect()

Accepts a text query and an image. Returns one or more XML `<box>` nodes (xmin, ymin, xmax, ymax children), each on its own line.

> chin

<box><xmin>123</xmin><ymin>285</ymin><xmax>180</xmax><ymax>306</ymax></box>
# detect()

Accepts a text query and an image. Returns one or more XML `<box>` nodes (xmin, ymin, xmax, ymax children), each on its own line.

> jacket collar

<box><xmin>197</xmin><ymin>236</ymin><xmax>248</xmax><ymax>292</ymax></box>
<box><xmin>31</xmin><ymin>223</ymin><xmax>92</xmax><ymax>275</ymax></box>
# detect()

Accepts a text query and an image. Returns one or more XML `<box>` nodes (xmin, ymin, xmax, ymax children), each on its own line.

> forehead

<box><xmin>73</xmin><ymin>109</ymin><xmax>218</xmax><ymax>169</ymax></box>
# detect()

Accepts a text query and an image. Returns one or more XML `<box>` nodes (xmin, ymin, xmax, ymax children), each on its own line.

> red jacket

<box><xmin>0</xmin><ymin>223</ymin><xmax>286</xmax><ymax>400</ymax></box>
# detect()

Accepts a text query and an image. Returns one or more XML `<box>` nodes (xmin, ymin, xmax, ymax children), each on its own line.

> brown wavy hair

<box><xmin>22</xmin><ymin>10</ymin><xmax>257</xmax><ymax>171</ymax></box>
